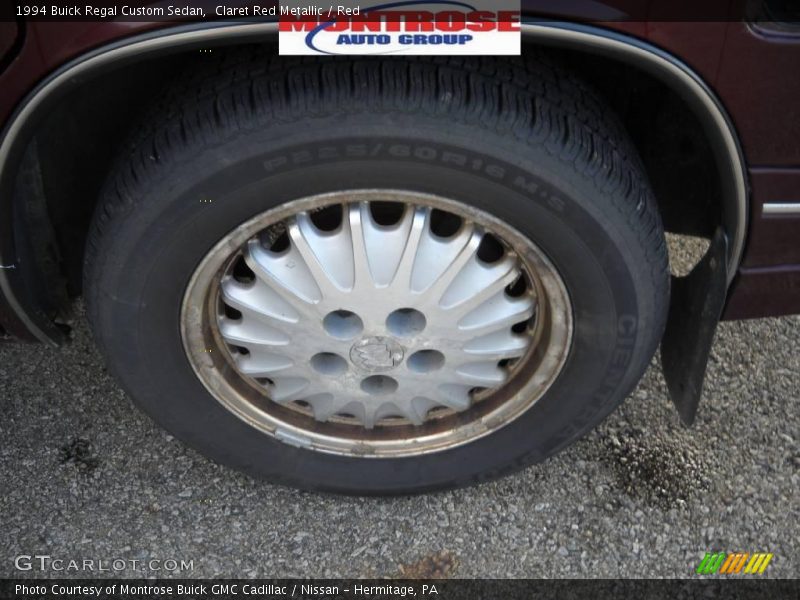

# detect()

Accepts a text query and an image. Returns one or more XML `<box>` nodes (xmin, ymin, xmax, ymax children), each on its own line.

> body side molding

<box><xmin>763</xmin><ymin>203</ymin><xmax>800</xmax><ymax>215</ymax></box>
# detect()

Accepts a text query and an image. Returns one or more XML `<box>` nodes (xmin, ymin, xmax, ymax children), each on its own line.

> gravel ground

<box><xmin>0</xmin><ymin>236</ymin><xmax>798</xmax><ymax>579</ymax></box>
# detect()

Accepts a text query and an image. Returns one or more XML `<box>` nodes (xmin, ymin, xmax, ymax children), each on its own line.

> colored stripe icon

<box><xmin>696</xmin><ymin>552</ymin><xmax>774</xmax><ymax>574</ymax></box>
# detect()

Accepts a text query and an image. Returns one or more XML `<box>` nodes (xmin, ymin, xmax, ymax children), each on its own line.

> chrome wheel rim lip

<box><xmin>181</xmin><ymin>190</ymin><xmax>573</xmax><ymax>458</ymax></box>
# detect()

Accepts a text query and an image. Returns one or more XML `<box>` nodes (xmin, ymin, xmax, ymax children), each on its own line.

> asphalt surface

<box><xmin>1</xmin><ymin>236</ymin><xmax>798</xmax><ymax>579</ymax></box>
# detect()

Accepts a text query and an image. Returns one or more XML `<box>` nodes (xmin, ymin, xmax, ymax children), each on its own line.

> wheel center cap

<box><xmin>350</xmin><ymin>337</ymin><xmax>405</xmax><ymax>373</ymax></box>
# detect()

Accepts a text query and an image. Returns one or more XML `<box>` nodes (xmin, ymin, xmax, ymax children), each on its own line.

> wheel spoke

<box><xmin>455</xmin><ymin>361</ymin><xmax>508</xmax><ymax>386</ymax></box>
<box><xmin>408</xmin><ymin>397</ymin><xmax>437</xmax><ymax>426</ymax></box>
<box><xmin>267</xmin><ymin>377</ymin><xmax>313</xmax><ymax>403</ymax></box>
<box><xmin>220</xmin><ymin>278</ymin><xmax>301</xmax><ymax>325</ymax></box>
<box><xmin>361</xmin><ymin>204</ymin><xmax>417</xmax><ymax>288</ymax></box>
<box><xmin>457</xmin><ymin>292</ymin><xmax>536</xmax><ymax>337</ymax></box>
<box><xmin>436</xmin><ymin>384</ymin><xmax>473</xmax><ymax>411</ymax></box>
<box><xmin>235</xmin><ymin>351</ymin><xmax>294</xmax><ymax>377</ymax></box>
<box><xmin>287</xmin><ymin>211</ymin><xmax>355</xmax><ymax>295</ymax></box>
<box><xmin>389</xmin><ymin>206</ymin><xmax>430</xmax><ymax>290</ymax></box>
<box><xmin>462</xmin><ymin>329</ymin><xmax>529</xmax><ymax>359</ymax></box>
<box><xmin>410</xmin><ymin>223</ymin><xmax>480</xmax><ymax>295</ymax></box>
<box><xmin>348</xmin><ymin>202</ymin><xmax>374</xmax><ymax>292</ymax></box>
<box><xmin>303</xmin><ymin>393</ymin><xmax>337</xmax><ymax>422</ymax></box>
<box><xmin>246</xmin><ymin>239</ymin><xmax>322</xmax><ymax>306</ymax></box>
<box><xmin>219</xmin><ymin>316</ymin><xmax>290</xmax><ymax>347</ymax></box>
<box><xmin>439</xmin><ymin>256</ymin><xmax>519</xmax><ymax>311</ymax></box>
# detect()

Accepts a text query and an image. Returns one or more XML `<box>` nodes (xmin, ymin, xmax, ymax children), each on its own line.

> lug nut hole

<box><xmin>386</xmin><ymin>308</ymin><xmax>426</xmax><ymax>337</ymax></box>
<box><xmin>310</xmin><ymin>352</ymin><xmax>348</xmax><ymax>376</ymax></box>
<box><xmin>323</xmin><ymin>310</ymin><xmax>364</xmax><ymax>340</ymax></box>
<box><xmin>360</xmin><ymin>375</ymin><xmax>399</xmax><ymax>395</ymax></box>
<box><xmin>407</xmin><ymin>350</ymin><xmax>445</xmax><ymax>373</ymax></box>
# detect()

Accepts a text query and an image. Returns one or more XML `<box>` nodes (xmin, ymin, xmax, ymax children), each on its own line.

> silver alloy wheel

<box><xmin>182</xmin><ymin>190</ymin><xmax>573</xmax><ymax>457</ymax></box>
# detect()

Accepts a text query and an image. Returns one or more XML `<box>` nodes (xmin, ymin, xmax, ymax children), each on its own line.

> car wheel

<box><xmin>84</xmin><ymin>53</ymin><xmax>669</xmax><ymax>494</ymax></box>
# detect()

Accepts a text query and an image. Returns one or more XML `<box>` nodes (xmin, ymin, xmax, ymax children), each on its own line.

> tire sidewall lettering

<box><xmin>262</xmin><ymin>142</ymin><xmax>565</xmax><ymax>214</ymax></box>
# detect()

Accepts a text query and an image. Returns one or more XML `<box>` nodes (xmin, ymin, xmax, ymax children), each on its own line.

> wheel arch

<box><xmin>0</xmin><ymin>21</ymin><xmax>748</xmax><ymax>344</ymax></box>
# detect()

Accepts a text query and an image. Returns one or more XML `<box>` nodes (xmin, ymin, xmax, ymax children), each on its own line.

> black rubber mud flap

<box><xmin>660</xmin><ymin>227</ymin><xmax>729</xmax><ymax>426</ymax></box>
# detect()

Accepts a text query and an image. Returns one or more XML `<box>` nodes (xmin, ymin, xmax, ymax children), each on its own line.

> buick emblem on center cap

<box><xmin>350</xmin><ymin>337</ymin><xmax>405</xmax><ymax>372</ymax></box>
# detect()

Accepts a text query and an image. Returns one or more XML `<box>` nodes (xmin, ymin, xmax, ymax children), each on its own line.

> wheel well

<box><xmin>31</xmin><ymin>57</ymin><xmax>186</xmax><ymax>295</ymax></box>
<box><xmin>5</xmin><ymin>30</ymin><xmax>737</xmax><ymax>336</ymax></box>
<box><xmin>559</xmin><ymin>48</ymin><xmax>723</xmax><ymax>240</ymax></box>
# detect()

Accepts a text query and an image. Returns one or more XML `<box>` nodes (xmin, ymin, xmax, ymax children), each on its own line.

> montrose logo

<box><xmin>279</xmin><ymin>1</ymin><xmax>521</xmax><ymax>55</ymax></box>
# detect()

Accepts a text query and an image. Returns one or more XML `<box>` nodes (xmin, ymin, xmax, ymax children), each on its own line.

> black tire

<box><xmin>85</xmin><ymin>52</ymin><xmax>669</xmax><ymax>494</ymax></box>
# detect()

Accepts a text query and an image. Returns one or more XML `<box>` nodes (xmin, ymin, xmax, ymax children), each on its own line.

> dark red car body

<box><xmin>0</xmin><ymin>1</ymin><xmax>799</xmax><ymax>344</ymax></box>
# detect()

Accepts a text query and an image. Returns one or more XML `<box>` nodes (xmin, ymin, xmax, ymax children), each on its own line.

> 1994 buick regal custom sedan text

<box><xmin>0</xmin><ymin>1</ymin><xmax>799</xmax><ymax>493</ymax></box>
